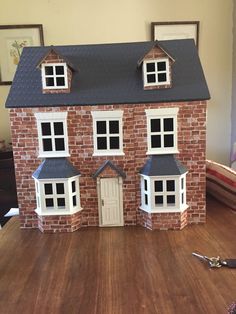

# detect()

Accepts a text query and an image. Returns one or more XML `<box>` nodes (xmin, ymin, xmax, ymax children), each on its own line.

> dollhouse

<box><xmin>5</xmin><ymin>39</ymin><xmax>210</xmax><ymax>232</ymax></box>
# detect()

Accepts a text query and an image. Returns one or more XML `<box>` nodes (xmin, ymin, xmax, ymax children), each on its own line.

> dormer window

<box><xmin>138</xmin><ymin>41</ymin><xmax>174</xmax><ymax>90</ymax></box>
<box><xmin>42</xmin><ymin>63</ymin><xmax>68</xmax><ymax>89</ymax></box>
<box><xmin>144</xmin><ymin>58</ymin><xmax>170</xmax><ymax>87</ymax></box>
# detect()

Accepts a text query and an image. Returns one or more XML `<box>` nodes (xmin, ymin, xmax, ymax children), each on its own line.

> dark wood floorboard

<box><xmin>0</xmin><ymin>196</ymin><xmax>236</xmax><ymax>314</ymax></box>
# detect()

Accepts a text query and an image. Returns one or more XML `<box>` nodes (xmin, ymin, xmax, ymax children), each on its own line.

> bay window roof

<box><xmin>32</xmin><ymin>158</ymin><xmax>80</xmax><ymax>179</ymax></box>
<box><xmin>140</xmin><ymin>155</ymin><xmax>187</xmax><ymax>176</ymax></box>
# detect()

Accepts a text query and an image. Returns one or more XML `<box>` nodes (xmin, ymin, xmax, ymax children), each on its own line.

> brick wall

<box><xmin>10</xmin><ymin>100</ymin><xmax>207</xmax><ymax>232</ymax></box>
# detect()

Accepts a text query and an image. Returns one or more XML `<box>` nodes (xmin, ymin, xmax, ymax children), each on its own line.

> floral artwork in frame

<box><xmin>0</xmin><ymin>24</ymin><xmax>44</xmax><ymax>85</ymax></box>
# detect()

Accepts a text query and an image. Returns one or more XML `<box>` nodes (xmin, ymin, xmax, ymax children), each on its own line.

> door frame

<box><xmin>96</xmin><ymin>176</ymin><xmax>124</xmax><ymax>227</ymax></box>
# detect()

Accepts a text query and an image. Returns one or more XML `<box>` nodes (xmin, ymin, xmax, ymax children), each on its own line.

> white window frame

<box><xmin>42</xmin><ymin>63</ymin><xmax>68</xmax><ymax>89</ymax></box>
<box><xmin>143</xmin><ymin>58</ymin><xmax>170</xmax><ymax>87</ymax></box>
<box><xmin>140</xmin><ymin>174</ymin><xmax>188</xmax><ymax>213</ymax></box>
<box><xmin>35</xmin><ymin>112</ymin><xmax>69</xmax><ymax>158</ymax></box>
<box><xmin>145</xmin><ymin>108</ymin><xmax>179</xmax><ymax>155</ymax></box>
<box><xmin>34</xmin><ymin>176</ymin><xmax>82</xmax><ymax>216</ymax></box>
<box><xmin>91</xmin><ymin>111</ymin><xmax>124</xmax><ymax>156</ymax></box>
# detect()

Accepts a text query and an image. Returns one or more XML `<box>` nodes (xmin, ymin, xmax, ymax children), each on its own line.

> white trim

<box><xmin>35</xmin><ymin>112</ymin><xmax>68</xmax><ymax>120</ymax></box>
<box><xmin>38</xmin><ymin>153</ymin><xmax>70</xmax><ymax>158</ymax></box>
<box><xmin>143</xmin><ymin>58</ymin><xmax>170</xmax><ymax>87</ymax></box>
<box><xmin>139</xmin><ymin>204</ymin><xmax>189</xmax><ymax>214</ymax></box>
<box><xmin>145</xmin><ymin>108</ymin><xmax>178</xmax><ymax>154</ymax></box>
<box><xmin>41</xmin><ymin>63</ymin><xmax>68</xmax><ymax>90</ymax></box>
<box><xmin>145</xmin><ymin>108</ymin><xmax>179</xmax><ymax>116</ymax></box>
<box><xmin>34</xmin><ymin>176</ymin><xmax>82</xmax><ymax>216</ymax></box>
<box><xmin>92</xmin><ymin>110</ymin><xmax>124</xmax><ymax>156</ymax></box>
<box><xmin>35</xmin><ymin>111</ymin><xmax>69</xmax><ymax>158</ymax></box>
<box><xmin>97</xmin><ymin>177</ymin><xmax>124</xmax><ymax>227</ymax></box>
<box><xmin>93</xmin><ymin>152</ymin><xmax>125</xmax><ymax>157</ymax></box>
<box><xmin>140</xmin><ymin>174</ymin><xmax>188</xmax><ymax>213</ymax></box>
<box><xmin>91</xmin><ymin>110</ymin><xmax>123</xmax><ymax>119</ymax></box>
<box><xmin>35</xmin><ymin>207</ymin><xmax>82</xmax><ymax>216</ymax></box>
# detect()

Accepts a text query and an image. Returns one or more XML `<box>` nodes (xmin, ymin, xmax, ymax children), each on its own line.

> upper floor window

<box><xmin>145</xmin><ymin>108</ymin><xmax>178</xmax><ymax>155</ymax></box>
<box><xmin>42</xmin><ymin>63</ymin><xmax>68</xmax><ymax>89</ymax></box>
<box><xmin>35</xmin><ymin>112</ymin><xmax>69</xmax><ymax>158</ymax></box>
<box><xmin>143</xmin><ymin>58</ymin><xmax>170</xmax><ymax>87</ymax></box>
<box><xmin>91</xmin><ymin>111</ymin><xmax>124</xmax><ymax>156</ymax></box>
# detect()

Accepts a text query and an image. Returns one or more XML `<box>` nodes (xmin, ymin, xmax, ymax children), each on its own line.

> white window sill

<box><xmin>38</xmin><ymin>152</ymin><xmax>71</xmax><ymax>158</ymax></box>
<box><xmin>93</xmin><ymin>152</ymin><xmax>125</xmax><ymax>157</ymax></box>
<box><xmin>35</xmin><ymin>207</ymin><xmax>82</xmax><ymax>216</ymax></box>
<box><xmin>139</xmin><ymin>204</ymin><xmax>189</xmax><ymax>214</ymax></box>
<box><xmin>146</xmin><ymin>149</ymin><xmax>179</xmax><ymax>155</ymax></box>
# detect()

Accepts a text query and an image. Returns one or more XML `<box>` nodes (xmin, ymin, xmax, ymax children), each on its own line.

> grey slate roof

<box><xmin>5</xmin><ymin>39</ymin><xmax>210</xmax><ymax>108</ymax></box>
<box><xmin>92</xmin><ymin>160</ymin><xmax>126</xmax><ymax>178</ymax></box>
<box><xmin>32</xmin><ymin>158</ymin><xmax>80</xmax><ymax>179</ymax></box>
<box><xmin>140</xmin><ymin>155</ymin><xmax>187</xmax><ymax>176</ymax></box>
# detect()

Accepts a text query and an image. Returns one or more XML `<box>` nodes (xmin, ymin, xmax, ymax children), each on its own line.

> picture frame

<box><xmin>151</xmin><ymin>21</ymin><xmax>199</xmax><ymax>49</ymax></box>
<box><xmin>0</xmin><ymin>24</ymin><xmax>44</xmax><ymax>85</ymax></box>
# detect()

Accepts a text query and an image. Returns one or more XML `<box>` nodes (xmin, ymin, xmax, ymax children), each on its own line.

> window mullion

<box><xmin>106</xmin><ymin>120</ymin><xmax>110</xmax><ymax>150</ymax></box>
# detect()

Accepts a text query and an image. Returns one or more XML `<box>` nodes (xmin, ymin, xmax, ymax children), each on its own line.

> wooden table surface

<box><xmin>0</xmin><ymin>196</ymin><xmax>236</xmax><ymax>314</ymax></box>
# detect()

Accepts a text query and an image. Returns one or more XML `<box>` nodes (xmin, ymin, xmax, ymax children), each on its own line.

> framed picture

<box><xmin>151</xmin><ymin>21</ymin><xmax>199</xmax><ymax>49</ymax></box>
<box><xmin>0</xmin><ymin>24</ymin><xmax>44</xmax><ymax>85</ymax></box>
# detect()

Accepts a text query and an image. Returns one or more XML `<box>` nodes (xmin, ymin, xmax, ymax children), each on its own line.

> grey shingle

<box><xmin>32</xmin><ymin>158</ymin><xmax>80</xmax><ymax>179</ymax></box>
<box><xmin>92</xmin><ymin>160</ymin><xmax>126</xmax><ymax>178</ymax></box>
<box><xmin>140</xmin><ymin>155</ymin><xmax>187</xmax><ymax>176</ymax></box>
<box><xmin>5</xmin><ymin>39</ymin><xmax>210</xmax><ymax>108</ymax></box>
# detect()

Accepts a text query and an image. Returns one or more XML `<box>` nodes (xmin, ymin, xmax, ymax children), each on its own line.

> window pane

<box><xmin>164</xmin><ymin>135</ymin><xmax>174</xmax><ymax>147</ymax></box>
<box><xmin>181</xmin><ymin>178</ymin><xmax>184</xmax><ymax>190</ymax></box>
<box><xmin>56</xmin><ymin>183</ymin><xmax>64</xmax><ymax>194</ymax></box>
<box><xmin>73</xmin><ymin>195</ymin><xmax>77</xmax><ymax>207</ymax></box>
<box><xmin>41</xmin><ymin>123</ymin><xmax>51</xmax><ymax>136</ymax></box>
<box><xmin>164</xmin><ymin>118</ymin><xmax>173</xmax><ymax>131</ymax></box>
<box><xmin>72</xmin><ymin>181</ymin><xmax>76</xmax><ymax>193</ymax></box>
<box><xmin>146</xmin><ymin>62</ymin><xmax>155</xmax><ymax>72</ymax></box>
<box><xmin>57</xmin><ymin>198</ymin><xmax>65</xmax><ymax>207</ymax></box>
<box><xmin>151</xmin><ymin>119</ymin><xmax>160</xmax><ymax>132</ymax></box>
<box><xmin>55</xmin><ymin>138</ymin><xmax>65</xmax><ymax>151</ymax></box>
<box><xmin>54</xmin><ymin>122</ymin><xmax>64</xmax><ymax>135</ymax></box>
<box><xmin>154</xmin><ymin>180</ymin><xmax>163</xmax><ymax>192</ymax></box>
<box><xmin>56</xmin><ymin>66</ymin><xmax>65</xmax><ymax>75</ymax></box>
<box><xmin>144</xmin><ymin>179</ymin><xmax>147</xmax><ymax>191</ymax></box>
<box><xmin>167</xmin><ymin>180</ymin><xmax>175</xmax><ymax>192</ymax></box>
<box><xmin>45</xmin><ymin>66</ymin><xmax>53</xmax><ymax>75</ymax></box>
<box><xmin>97</xmin><ymin>121</ymin><xmax>106</xmax><ymax>134</ymax></box>
<box><xmin>145</xmin><ymin>194</ymin><xmax>148</xmax><ymax>205</ymax></box>
<box><xmin>158</xmin><ymin>73</ymin><xmax>167</xmax><ymax>82</ymax></box>
<box><xmin>43</xmin><ymin>139</ymin><xmax>52</xmax><ymax>151</ymax></box>
<box><xmin>56</xmin><ymin>77</ymin><xmax>65</xmax><ymax>86</ymax></box>
<box><xmin>44</xmin><ymin>184</ymin><xmax>53</xmax><ymax>195</ymax></box>
<box><xmin>151</xmin><ymin>135</ymin><xmax>161</xmax><ymax>148</ymax></box>
<box><xmin>182</xmin><ymin>193</ymin><xmax>184</xmax><ymax>204</ymax></box>
<box><xmin>155</xmin><ymin>196</ymin><xmax>163</xmax><ymax>205</ymax></box>
<box><xmin>110</xmin><ymin>137</ymin><xmax>119</xmax><ymax>149</ymax></box>
<box><xmin>46</xmin><ymin>198</ymin><xmax>54</xmax><ymax>207</ymax></box>
<box><xmin>109</xmin><ymin>121</ymin><xmax>119</xmax><ymax>134</ymax></box>
<box><xmin>167</xmin><ymin>195</ymin><xmax>175</xmax><ymax>205</ymax></box>
<box><xmin>46</xmin><ymin>77</ymin><xmax>54</xmax><ymax>86</ymax></box>
<box><xmin>97</xmin><ymin>137</ymin><xmax>107</xmax><ymax>150</ymax></box>
<box><xmin>157</xmin><ymin>61</ymin><xmax>166</xmax><ymax>71</ymax></box>
<box><xmin>147</xmin><ymin>74</ymin><xmax>156</xmax><ymax>83</ymax></box>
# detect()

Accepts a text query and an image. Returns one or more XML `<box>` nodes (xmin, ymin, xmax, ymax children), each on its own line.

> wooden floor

<box><xmin>0</xmin><ymin>196</ymin><xmax>236</xmax><ymax>314</ymax></box>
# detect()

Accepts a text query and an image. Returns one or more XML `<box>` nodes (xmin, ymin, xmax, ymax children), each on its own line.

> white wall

<box><xmin>0</xmin><ymin>0</ymin><xmax>233</xmax><ymax>164</ymax></box>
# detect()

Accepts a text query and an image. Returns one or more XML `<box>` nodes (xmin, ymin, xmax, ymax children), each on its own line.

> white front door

<box><xmin>100</xmin><ymin>177</ymin><xmax>123</xmax><ymax>227</ymax></box>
